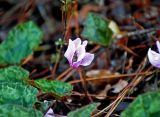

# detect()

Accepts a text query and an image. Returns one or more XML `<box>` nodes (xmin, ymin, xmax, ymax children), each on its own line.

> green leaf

<box><xmin>0</xmin><ymin>82</ymin><xmax>38</xmax><ymax>107</ymax></box>
<box><xmin>0</xmin><ymin>21</ymin><xmax>43</xmax><ymax>66</ymax></box>
<box><xmin>81</xmin><ymin>12</ymin><xmax>113</xmax><ymax>46</ymax></box>
<box><xmin>33</xmin><ymin>79</ymin><xmax>73</xmax><ymax>98</ymax></box>
<box><xmin>0</xmin><ymin>104</ymin><xmax>43</xmax><ymax>117</ymax></box>
<box><xmin>121</xmin><ymin>90</ymin><xmax>160</xmax><ymax>117</ymax></box>
<box><xmin>68</xmin><ymin>103</ymin><xmax>100</xmax><ymax>117</ymax></box>
<box><xmin>0</xmin><ymin>66</ymin><xmax>29</xmax><ymax>82</ymax></box>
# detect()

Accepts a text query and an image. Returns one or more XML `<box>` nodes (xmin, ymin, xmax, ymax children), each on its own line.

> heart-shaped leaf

<box><xmin>121</xmin><ymin>90</ymin><xmax>160</xmax><ymax>117</ymax></box>
<box><xmin>33</xmin><ymin>79</ymin><xmax>73</xmax><ymax>98</ymax></box>
<box><xmin>0</xmin><ymin>82</ymin><xmax>38</xmax><ymax>107</ymax></box>
<box><xmin>0</xmin><ymin>21</ymin><xmax>43</xmax><ymax>66</ymax></box>
<box><xmin>81</xmin><ymin>12</ymin><xmax>113</xmax><ymax>46</ymax></box>
<box><xmin>0</xmin><ymin>104</ymin><xmax>43</xmax><ymax>117</ymax></box>
<box><xmin>0</xmin><ymin>66</ymin><xmax>29</xmax><ymax>82</ymax></box>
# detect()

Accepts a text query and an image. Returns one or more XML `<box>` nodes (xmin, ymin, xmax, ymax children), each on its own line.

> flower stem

<box><xmin>77</xmin><ymin>68</ymin><xmax>93</xmax><ymax>102</ymax></box>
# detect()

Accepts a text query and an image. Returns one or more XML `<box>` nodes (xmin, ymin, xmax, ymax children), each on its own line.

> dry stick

<box><xmin>74</xmin><ymin>0</ymin><xmax>79</xmax><ymax>35</ymax></box>
<box><xmin>57</xmin><ymin>67</ymin><xmax>73</xmax><ymax>80</ymax></box>
<box><xmin>93</xmin><ymin>57</ymin><xmax>149</xmax><ymax>117</ymax></box>
<box><xmin>72</xmin><ymin>91</ymin><xmax>135</xmax><ymax>100</ymax></box>
<box><xmin>51</xmin><ymin>62</ymin><xmax>58</xmax><ymax>78</ymax></box>
<box><xmin>105</xmin><ymin>86</ymin><xmax>130</xmax><ymax>117</ymax></box>
<box><xmin>104</xmin><ymin>57</ymin><xmax>149</xmax><ymax>117</ymax></box>
<box><xmin>69</xmin><ymin>71</ymin><xmax>154</xmax><ymax>84</ymax></box>
<box><xmin>62</xmin><ymin>69</ymin><xmax>76</xmax><ymax>81</ymax></box>
<box><xmin>51</xmin><ymin>47</ymin><xmax>62</xmax><ymax>78</ymax></box>
<box><xmin>93</xmin><ymin>84</ymin><xmax>133</xmax><ymax>117</ymax></box>
<box><xmin>116</xmin><ymin>27</ymin><xmax>158</xmax><ymax>39</ymax></box>
<box><xmin>105</xmin><ymin>76</ymin><xmax>144</xmax><ymax>117</ymax></box>
<box><xmin>119</xmin><ymin>44</ymin><xmax>140</xmax><ymax>57</ymax></box>
<box><xmin>93</xmin><ymin>99</ymin><xmax>118</xmax><ymax>117</ymax></box>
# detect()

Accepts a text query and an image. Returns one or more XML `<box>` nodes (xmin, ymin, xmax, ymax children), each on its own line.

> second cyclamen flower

<box><xmin>148</xmin><ymin>41</ymin><xmax>160</xmax><ymax>68</ymax></box>
<box><xmin>64</xmin><ymin>38</ymin><xmax>94</xmax><ymax>68</ymax></box>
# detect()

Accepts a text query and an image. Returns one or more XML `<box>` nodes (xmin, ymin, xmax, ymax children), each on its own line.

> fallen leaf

<box><xmin>96</xmin><ymin>84</ymin><xmax>111</xmax><ymax>99</ymax></box>
<box><xmin>111</xmin><ymin>79</ymin><xmax>128</xmax><ymax>93</ymax></box>
<box><xmin>86</xmin><ymin>69</ymin><xmax>120</xmax><ymax>86</ymax></box>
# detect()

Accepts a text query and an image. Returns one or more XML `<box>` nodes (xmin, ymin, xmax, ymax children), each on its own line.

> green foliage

<box><xmin>0</xmin><ymin>104</ymin><xmax>43</xmax><ymax>117</ymax></box>
<box><xmin>0</xmin><ymin>66</ymin><xmax>43</xmax><ymax>116</ymax></box>
<box><xmin>34</xmin><ymin>79</ymin><xmax>73</xmax><ymax>98</ymax></box>
<box><xmin>68</xmin><ymin>103</ymin><xmax>100</xmax><ymax>117</ymax></box>
<box><xmin>121</xmin><ymin>91</ymin><xmax>160</xmax><ymax>117</ymax></box>
<box><xmin>81</xmin><ymin>12</ymin><xmax>113</xmax><ymax>46</ymax></box>
<box><xmin>51</xmin><ymin>53</ymin><xmax>60</xmax><ymax>63</ymax></box>
<box><xmin>0</xmin><ymin>21</ymin><xmax>43</xmax><ymax>66</ymax></box>
<box><xmin>0</xmin><ymin>66</ymin><xmax>29</xmax><ymax>82</ymax></box>
<box><xmin>0</xmin><ymin>82</ymin><xmax>38</xmax><ymax>107</ymax></box>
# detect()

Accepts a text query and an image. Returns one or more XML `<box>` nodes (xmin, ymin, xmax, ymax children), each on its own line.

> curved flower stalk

<box><xmin>148</xmin><ymin>41</ymin><xmax>160</xmax><ymax>68</ymax></box>
<box><xmin>64</xmin><ymin>38</ymin><xmax>94</xmax><ymax>68</ymax></box>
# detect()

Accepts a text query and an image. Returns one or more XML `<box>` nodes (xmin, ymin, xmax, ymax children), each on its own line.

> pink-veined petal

<box><xmin>72</xmin><ymin>61</ymin><xmax>82</xmax><ymax>68</ymax></box>
<box><xmin>156</xmin><ymin>41</ymin><xmax>160</xmax><ymax>53</ymax></box>
<box><xmin>76</xmin><ymin>45</ymin><xmax>86</xmax><ymax>62</ymax></box>
<box><xmin>148</xmin><ymin>48</ymin><xmax>160</xmax><ymax>68</ymax></box>
<box><xmin>64</xmin><ymin>39</ymin><xmax>75</xmax><ymax>65</ymax></box>
<box><xmin>80</xmin><ymin>53</ymin><xmax>94</xmax><ymax>66</ymax></box>
<box><xmin>44</xmin><ymin>108</ymin><xmax>54</xmax><ymax>117</ymax></box>
<box><xmin>73</xmin><ymin>38</ymin><xmax>81</xmax><ymax>49</ymax></box>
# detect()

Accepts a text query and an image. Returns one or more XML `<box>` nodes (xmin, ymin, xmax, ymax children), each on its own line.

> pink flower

<box><xmin>148</xmin><ymin>41</ymin><xmax>160</xmax><ymax>68</ymax></box>
<box><xmin>64</xmin><ymin>38</ymin><xmax>94</xmax><ymax>68</ymax></box>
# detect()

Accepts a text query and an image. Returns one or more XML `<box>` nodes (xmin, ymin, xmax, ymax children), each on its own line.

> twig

<box><xmin>57</xmin><ymin>67</ymin><xmax>73</xmax><ymax>80</ymax></box>
<box><xmin>69</xmin><ymin>71</ymin><xmax>155</xmax><ymax>84</ymax></box>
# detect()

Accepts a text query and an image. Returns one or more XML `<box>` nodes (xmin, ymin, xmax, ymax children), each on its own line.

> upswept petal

<box><xmin>156</xmin><ymin>41</ymin><xmax>160</xmax><ymax>53</ymax></box>
<box><xmin>76</xmin><ymin>45</ymin><xmax>86</xmax><ymax>62</ymax></box>
<box><xmin>80</xmin><ymin>53</ymin><xmax>94</xmax><ymax>66</ymax></box>
<box><xmin>148</xmin><ymin>48</ymin><xmax>160</xmax><ymax>68</ymax></box>
<box><xmin>82</xmin><ymin>40</ymin><xmax>88</xmax><ymax>47</ymax></box>
<box><xmin>73</xmin><ymin>38</ymin><xmax>81</xmax><ymax>49</ymax></box>
<box><xmin>64</xmin><ymin>39</ymin><xmax>75</xmax><ymax>64</ymax></box>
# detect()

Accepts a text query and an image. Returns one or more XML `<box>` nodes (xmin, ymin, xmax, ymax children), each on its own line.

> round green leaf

<box><xmin>0</xmin><ymin>82</ymin><xmax>38</xmax><ymax>107</ymax></box>
<box><xmin>81</xmin><ymin>12</ymin><xmax>113</xmax><ymax>46</ymax></box>
<box><xmin>121</xmin><ymin>90</ymin><xmax>160</xmax><ymax>117</ymax></box>
<box><xmin>0</xmin><ymin>66</ymin><xmax>29</xmax><ymax>82</ymax></box>
<box><xmin>0</xmin><ymin>21</ymin><xmax>43</xmax><ymax>65</ymax></box>
<box><xmin>34</xmin><ymin>79</ymin><xmax>73</xmax><ymax>98</ymax></box>
<box><xmin>0</xmin><ymin>104</ymin><xmax>43</xmax><ymax>117</ymax></box>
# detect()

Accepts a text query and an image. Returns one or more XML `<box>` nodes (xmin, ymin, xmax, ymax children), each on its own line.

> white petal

<box><xmin>73</xmin><ymin>38</ymin><xmax>81</xmax><ymax>49</ymax></box>
<box><xmin>82</xmin><ymin>40</ymin><xmax>88</xmax><ymax>47</ymax></box>
<box><xmin>148</xmin><ymin>48</ymin><xmax>160</xmax><ymax>68</ymax></box>
<box><xmin>76</xmin><ymin>45</ymin><xmax>86</xmax><ymax>62</ymax></box>
<box><xmin>64</xmin><ymin>39</ymin><xmax>75</xmax><ymax>65</ymax></box>
<box><xmin>156</xmin><ymin>41</ymin><xmax>160</xmax><ymax>53</ymax></box>
<box><xmin>80</xmin><ymin>53</ymin><xmax>94</xmax><ymax>66</ymax></box>
<box><xmin>44</xmin><ymin>108</ymin><xmax>55</xmax><ymax>117</ymax></box>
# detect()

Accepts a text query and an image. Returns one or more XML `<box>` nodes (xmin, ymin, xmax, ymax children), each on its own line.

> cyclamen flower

<box><xmin>148</xmin><ymin>41</ymin><xmax>160</xmax><ymax>68</ymax></box>
<box><xmin>64</xmin><ymin>38</ymin><xmax>94</xmax><ymax>68</ymax></box>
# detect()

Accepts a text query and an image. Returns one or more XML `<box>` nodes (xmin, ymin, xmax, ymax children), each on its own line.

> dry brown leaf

<box><xmin>111</xmin><ymin>79</ymin><xmax>128</xmax><ymax>93</ymax></box>
<box><xmin>86</xmin><ymin>69</ymin><xmax>120</xmax><ymax>86</ymax></box>
<box><xmin>96</xmin><ymin>84</ymin><xmax>111</xmax><ymax>99</ymax></box>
